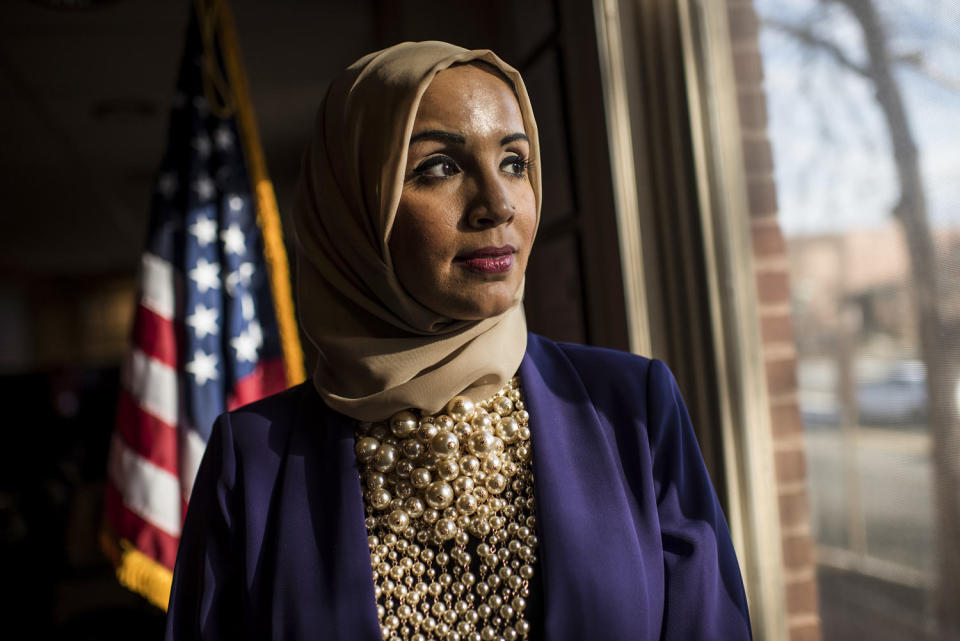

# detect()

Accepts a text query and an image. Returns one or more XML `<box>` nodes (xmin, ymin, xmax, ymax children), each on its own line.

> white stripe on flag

<box><xmin>109</xmin><ymin>434</ymin><xmax>183</xmax><ymax>537</ymax></box>
<box><xmin>179</xmin><ymin>427</ymin><xmax>208</xmax><ymax>500</ymax></box>
<box><xmin>125</xmin><ymin>348</ymin><xmax>179</xmax><ymax>427</ymax></box>
<box><xmin>141</xmin><ymin>253</ymin><xmax>175</xmax><ymax>320</ymax></box>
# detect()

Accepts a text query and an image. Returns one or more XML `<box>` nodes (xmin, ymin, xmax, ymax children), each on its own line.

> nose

<box><xmin>466</xmin><ymin>170</ymin><xmax>515</xmax><ymax>229</ymax></box>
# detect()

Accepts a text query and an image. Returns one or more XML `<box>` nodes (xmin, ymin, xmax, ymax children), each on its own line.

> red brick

<box><xmin>738</xmin><ymin>89</ymin><xmax>768</xmax><ymax>130</ymax></box>
<box><xmin>766</xmin><ymin>356</ymin><xmax>799</xmax><ymax>396</ymax></box>
<box><xmin>756</xmin><ymin>270</ymin><xmax>790</xmax><ymax>305</ymax></box>
<box><xmin>733</xmin><ymin>50</ymin><xmax>765</xmax><ymax>84</ymax></box>
<box><xmin>783</xmin><ymin>533</ymin><xmax>815</xmax><ymax>570</ymax></box>
<box><xmin>786</xmin><ymin>578</ymin><xmax>819</xmax><ymax>615</ymax></box>
<box><xmin>748</xmin><ymin>177</ymin><xmax>779</xmax><ymax>217</ymax></box>
<box><xmin>761</xmin><ymin>312</ymin><xmax>795</xmax><ymax>344</ymax></box>
<box><xmin>751</xmin><ymin>221</ymin><xmax>786</xmax><ymax>257</ymax></box>
<box><xmin>771</xmin><ymin>402</ymin><xmax>804</xmax><ymax>438</ymax></box>
<box><xmin>728</xmin><ymin>5</ymin><xmax>759</xmax><ymax>42</ymax></box>
<box><xmin>778</xmin><ymin>490</ymin><xmax>810</xmax><ymax>529</ymax></box>
<box><xmin>775</xmin><ymin>447</ymin><xmax>807</xmax><ymax>484</ymax></box>
<box><xmin>789</xmin><ymin>621</ymin><xmax>823</xmax><ymax>641</ymax></box>
<box><xmin>743</xmin><ymin>137</ymin><xmax>774</xmax><ymax>175</ymax></box>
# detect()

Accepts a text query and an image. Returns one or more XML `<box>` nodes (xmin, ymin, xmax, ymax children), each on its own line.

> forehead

<box><xmin>413</xmin><ymin>65</ymin><xmax>525</xmax><ymax>137</ymax></box>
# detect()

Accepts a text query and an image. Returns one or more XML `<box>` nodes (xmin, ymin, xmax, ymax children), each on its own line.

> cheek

<box><xmin>515</xmin><ymin>187</ymin><xmax>538</xmax><ymax>248</ymax></box>
<box><xmin>391</xmin><ymin>198</ymin><xmax>457</xmax><ymax>277</ymax></box>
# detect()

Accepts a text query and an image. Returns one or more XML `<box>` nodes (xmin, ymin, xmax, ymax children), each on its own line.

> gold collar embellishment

<box><xmin>355</xmin><ymin>377</ymin><xmax>538</xmax><ymax>641</ymax></box>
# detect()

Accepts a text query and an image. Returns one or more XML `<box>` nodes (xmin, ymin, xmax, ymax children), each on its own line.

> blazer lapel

<box><xmin>519</xmin><ymin>334</ymin><xmax>657</xmax><ymax>640</ymax></box>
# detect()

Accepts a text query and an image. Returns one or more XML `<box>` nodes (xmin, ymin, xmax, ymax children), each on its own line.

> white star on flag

<box><xmin>240</xmin><ymin>293</ymin><xmax>256</xmax><ymax>321</ymax></box>
<box><xmin>225</xmin><ymin>262</ymin><xmax>255</xmax><ymax>295</ymax></box>
<box><xmin>214</xmin><ymin>126</ymin><xmax>234</xmax><ymax>150</ymax></box>
<box><xmin>228</xmin><ymin>195</ymin><xmax>244</xmax><ymax>211</ymax></box>
<box><xmin>192</xmin><ymin>95</ymin><xmax>208</xmax><ymax>113</ymax></box>
<box><xmin>186</xmin><ymin>303</ymin><xmax>219</xmax><ymax>339</ymax></box>
<box><xmin>156</xmin><ymin>172</ymin><xmax>178</xmax><ymax>199</ymax></box>
<box><xmin>247</xmin><ymin>318</ymin><xmax>263</xmax><ymax>348</ymax></box>
<box><xmin>189</xmin><ymin>258</ymin><xmax>221</xmax><ymax>293</ymax></box>
<box><xmin>193</xmin><ymin>175</ymin><xmax>215</xmax><ymax>201</ymax></box>
<box><xmin>192</xmin><ymin>134</ymin><xmax>212</xmax><ymax>158</ymax></box>
<box><xmin>188</xmin><ymin>215</ymin><xmax>217</xmax><ymax>246</ymax></box>
<box><xmin>185</xmin><ymin>349</ymin><xmax>219</xmax><ymax>385</ymax></box>
<box><xmin>221</xmin><ymin>224</ymin><xmax>246</xmax><ymax>256</ymax></box>
<box><xmin>231</xmin><ymin>329</ymin><xmax>260</xmax><ymax>363</ymax></box>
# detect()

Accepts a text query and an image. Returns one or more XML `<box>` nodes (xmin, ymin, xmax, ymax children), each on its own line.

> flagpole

<box><xmin>205</xmin><ymin>0</ymin><xmax>306</xmax><ymax>387</ymax></box>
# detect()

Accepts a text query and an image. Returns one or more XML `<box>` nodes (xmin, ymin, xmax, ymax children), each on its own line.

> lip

<box><xmin>456</xmin><ymin>245</ymin><xmax>517</xmax><ymax>260</ymax></box>
<box><xmin>455</xmin><ymin>245</ymin><xmax>517</xmax><ymax>274</ymax></box>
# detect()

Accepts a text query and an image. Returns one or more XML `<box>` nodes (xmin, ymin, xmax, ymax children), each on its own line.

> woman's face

<box><xmin>389</xmin><ymin>64</ymin><xmax>537</xmax><ymax>321</ymax></box>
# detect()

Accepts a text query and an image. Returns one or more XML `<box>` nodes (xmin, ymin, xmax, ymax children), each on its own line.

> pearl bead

<box><xmin>485</xmin><ymin>474</ymin><xmax>507</xmax><ymax>494</ymax></box>
<box><xmin>497</xmin><ymin>416</ymin><xmax>519</xmax><ymax>443</ymax></box>
<box><xmin>410</xmin><ymin>468</ymin><xmax>432</xmax><ymax>489</ymax></box>
<box><xmin>454</xmin><ymin>421</ymin><xmax>473</xmax><ymax>440</ymax></box>
<box><xmin>387</xmin><ymin>509</ymin><xmax>410</xmax><ymax>532</ymax></box>
<box><xmin>435</xmin><ymin>517</ymin><xmax>457</xmax><ymax>540</ymax></box>
<box><xmin>482</xmin><ymin>454</ymin><xmax>502</xmax><ymax>474</ymax></box>
<box><xmin>446</xmin><ymin>395</ymin><xmax>476</xmax><ymax>422</ymax></box>
<box><xmin>455</xmin><ymin>493</ymin><xmax>478</xmax><ymax>515</ymax></box>
<box><xmin>356</xmin><ymin>436</ymin><xmax>380</xmax><ymax>462</ymax></box>
<box><xmin>469</xmin><ymin>431</ymin><xmax>496</xmax><ymax>456</ymax></box>
<box><xmin>373</xmin><ymin>443</ymin><xmax>398</xmax><ymax>472</ymax></box>
<box><xmin>395</xmin><ymin>459</ymin><xmax>415</xmax><ymax>478</ymax></box>
<box><xmin>459</xmin><ymin>456</ymin><xmax>480</xmax><ymax>475</ymax></box>
<box><xmin>471</xmin><ymin>414</ymin><xmax>493</xmax><ymax>432</ymax></box>
<box><xmin>390</xmin><ymin>410</ymin><xmax>418</xmax><ymax>438</ymax></box>
<box><xmin>436</xmin><ymin>459</ymin><xmax>460</xmax><ymax>481</ymax></box>
<box><xmin>492</xmin><ymin>396</ymin><xmax>513</xmax><ymax>416</ymax></box>
<box><xmin>370</xmin><ymin>489</ymin><xmax>392</xmax><ymax>509</ymax></box>
<box><xmin>432</xmin><ymin>432</ymin><xmax>460</xmax><ymax>458</ymax></box>
<box><xmin>425</xmin><ymin>481</ymin><xmax>454</xmax><ymax>509</ymax></box>
<box><xmin>401</xmin><ymin>439</ymin><xmax>423</xmax><ymax>459</ymax></box>
<box><xmin>366</xmin><ymin>471</ymin><xmax>387</xmax><ymax>489</ymax></box>
<box><xmin>452</xmin><ymin>476</ymin><xmax>475</xmax><ymax>495</ymax></box>
<box><xmin>417</xmin><ymin>422</ymin><xmax>439</xmax><ymax>442</ymax></box>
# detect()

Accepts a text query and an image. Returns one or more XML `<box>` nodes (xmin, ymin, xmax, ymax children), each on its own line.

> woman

<box><xmin>165</xmin><ymin>41</ymin><xmax>752</xmax><ymax>641</ymax></box>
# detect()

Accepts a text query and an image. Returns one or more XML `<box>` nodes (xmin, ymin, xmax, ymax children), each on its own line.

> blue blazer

<box><xmin>165</xmin><ymin>333</ymin><xmax>752</xmax><ymax>640</ymax></box>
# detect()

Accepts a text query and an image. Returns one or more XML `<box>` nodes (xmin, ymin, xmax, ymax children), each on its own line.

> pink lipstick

<box><xmin>456</xmin><ymin>245</ymin><xmax>516</xmax><ymax>274</ymax></box>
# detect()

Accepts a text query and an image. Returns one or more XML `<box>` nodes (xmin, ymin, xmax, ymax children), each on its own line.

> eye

<box><xmin>413</xmin><ymin>155</ymin><xmax>461</xmax><ymax>179</ymax></box>
<box><xmin>501</xmin><ymin>155</ymin><xmax>529</xmax><ymax>178</ymax></box>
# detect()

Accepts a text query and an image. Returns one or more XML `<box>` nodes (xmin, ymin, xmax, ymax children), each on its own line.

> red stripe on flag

<box><xmin>115</xmin><ymin>390</ymin><xmax>179</xmax><ymax>477</ymax></box>
<box><xmin>132</xmin><ymin>304</ymin><xmax>179</xmax><ymax>369</ymax></box>
<box><xmin>105</xmin><ymin>480</ymin><xmax>181</xmax><ymax>571</ymax></box>
<box><xmin>227</xmin><ymin>356</ymin><xmax>287</xmax><ymax>410</ymax></box>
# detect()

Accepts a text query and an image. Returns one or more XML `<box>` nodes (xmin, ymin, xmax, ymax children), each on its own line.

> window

<box><xmin>757</xmin><ymin>1</ymin><xmax>960</xmax><ymax>637</ymax></box>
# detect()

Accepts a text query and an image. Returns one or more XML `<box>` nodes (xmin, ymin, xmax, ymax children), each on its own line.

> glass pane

<box><xmin>756</xmin><ymin>0</ymin><xmax>960</xmax><ymax>638</ymax></box>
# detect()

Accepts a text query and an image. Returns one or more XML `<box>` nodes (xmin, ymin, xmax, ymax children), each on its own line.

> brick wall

<box><xmin>726</xmin><ymin>2</ymin><xmax>823</xmax><ymax>640</ymax></box>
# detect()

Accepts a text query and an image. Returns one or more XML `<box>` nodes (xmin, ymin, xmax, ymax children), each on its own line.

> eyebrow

<box><xmin>409</xmin><ymin>130</ymin><xmax>465</xmax><ymax>145</ymax></box>
<box><xmin>500</xmin><ymin>132</ymin><xmax>529</xmax><ymax>146</ymax></box>
<box><xmin>407</xmin><ymin>130</ymin><xmax>530</xmax><ymax>147</ymax></box>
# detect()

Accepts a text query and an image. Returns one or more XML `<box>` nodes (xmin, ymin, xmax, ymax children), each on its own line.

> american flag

<box><xmin>103</xmin><ymin>6</ymin><xmax>289</xmax><ymax>603</ymax></box>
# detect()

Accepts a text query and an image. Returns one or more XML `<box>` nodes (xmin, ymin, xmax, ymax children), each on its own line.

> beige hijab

<box><xmin>292</xmin><ymin>41</ymin><xmax>541</xmax><ymax>422</ymax></box>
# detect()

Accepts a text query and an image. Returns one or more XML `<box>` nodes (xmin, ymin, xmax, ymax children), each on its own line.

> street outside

<box><xmin>805</xmin><ymin>424</ymin><xmax>946</xmax><ymax>640</ymax></box>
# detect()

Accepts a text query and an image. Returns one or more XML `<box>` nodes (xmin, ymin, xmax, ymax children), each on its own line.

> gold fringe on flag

<box><xmin>101</xmin><ymin>529</ymin><xmax>174</xmax><ymax>611</ymax></box>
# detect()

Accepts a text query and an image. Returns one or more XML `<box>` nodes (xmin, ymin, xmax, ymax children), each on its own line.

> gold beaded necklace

<box><xmin>355</xmin><ymin>377</ymin><xmax>539</xmax><ymax>641</ymax></box>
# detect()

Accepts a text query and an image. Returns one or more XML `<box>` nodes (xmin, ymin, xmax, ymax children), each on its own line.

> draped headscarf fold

<box><xmin>293</xmin><ymin>41</ymin><xmax>541</xmax><ymax>421</ymax></box>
